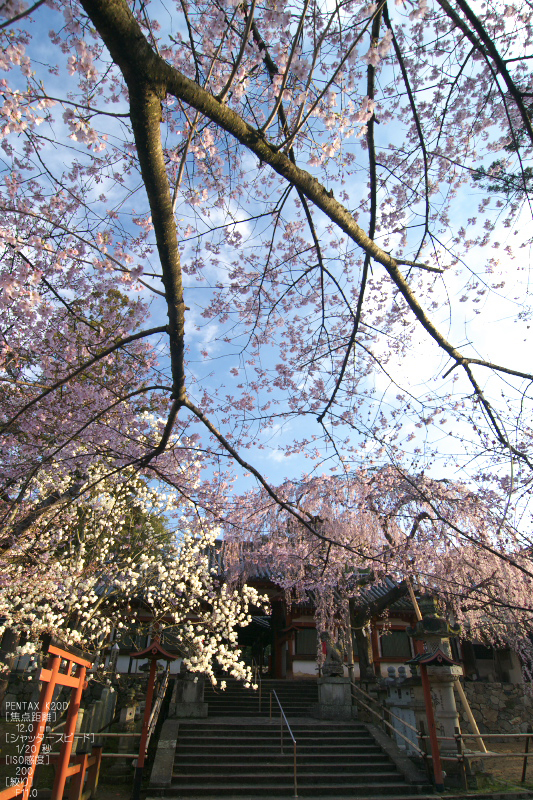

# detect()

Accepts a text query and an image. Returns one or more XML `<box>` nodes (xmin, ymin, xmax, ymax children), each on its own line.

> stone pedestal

<box><xmin>315</xmin><ymin>676</ymin><xmax>355</xmax><ymax>720</ymax></box>
<box><xmin>423</xmin><ymin>665</ymin><xmax>463</xmax><ymax>756</ymax></box>
<box><xmin>169</xmin><ymin>674</ymin><xmax>207</xmax><ymax>718</ymax></box>
<box><xmin>385</xmin><ymin>669</ymin><xmax>423</xmax><ymax>755</ymax></box>
<box><xmin>106</xmin><ymin>689</ymin><xmax>138</xmax><ymax>782</ymax></box>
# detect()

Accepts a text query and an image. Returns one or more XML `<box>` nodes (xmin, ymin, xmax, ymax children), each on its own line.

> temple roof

<box><xmin>209</xmin><ymin>540</ymin><xmax>415</xmax><ymax>612</ymax></box>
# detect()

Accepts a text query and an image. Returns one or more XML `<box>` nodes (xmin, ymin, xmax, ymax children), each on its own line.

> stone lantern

<box><xmin>406</xmin><ymin>597</ymin><xmax>463</xmax><ymax>762</ymax></box>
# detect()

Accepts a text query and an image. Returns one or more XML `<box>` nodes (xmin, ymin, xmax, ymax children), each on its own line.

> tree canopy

<box><xmin>223</xmin><ymin>468</ymin><xmax>533</xmax><ymax>677</ymax></box>
<box><xmin>1</xmin><ymin>0</ymin><xmax>533</xmax><ymax>661</ymax></box>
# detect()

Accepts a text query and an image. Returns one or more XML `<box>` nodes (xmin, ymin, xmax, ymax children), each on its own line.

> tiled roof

<box><xmin>354</xmin><ymin>576</ymin><xmax>413</xmax><ymax>611</ymax></box>
<box><xmin>209</xmin><ymin>541</ymin><xmax>414</xmax><ymax>612</ymax></box>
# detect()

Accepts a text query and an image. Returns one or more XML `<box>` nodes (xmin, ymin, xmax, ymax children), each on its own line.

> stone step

<box><xmin>203</xmin><ymin>680</ymin><xmax>319</xmax><ymax>720</ymax></box>
<box><xmin>205</xmin><ymin>694</ymin><xmax>319</xmax><ymax>701</ymax></box>
<box><xmin>206</xmin><ymin>691</ymin><xmax>318</xmax><ymax>697</ymax></box>
<box><xmin>175</xmin><ymin>742</ymin><xmax>384</xmax><ymax>753</ymax></box>
<box><xmin>205</xmin><ymin>695</ymin><xmax>319</xmax><ymax>701</ymax></box>
<box><xmin>179</xmin><ymin>720</ymin><xmax>364</xmax><ymax>726</ymax></box>
<box><xmin>205</xmin><ymin>708</ymin><xmax>318</xmax><ymax>714</ymax></box>
<box><xmin>174</xmin><ymin>757</ymin><xmax>391</xmax><ymax>768</ymax></box>
<box><xmin>207</xmin><ymin>710</ymin><xmax>313</xmax><ymax>716</ymax></box>
<box><xmin>151</xmin><ymin>795</ymin><xmax>435</xmax><ymax>800</ymax></box>
<box><xmin>205</xmin><ymin>696</ymin><xmax>317</xmax><ymax>703</ymax></box>
<box><xmin>205</xmin><ymin>696</ymin><xmax>318</xmax><ymax>703</ymax></box>
<box><xmin>180</xmin><ymin>721</ymin><xmax>365</xmax><ymax>729</ymax></box>
<box><xmin>205</xmin><ymin>695</ymin><xmax>318</xmax><ymax>703</ymax></box>
<box><xmin>163</xmin><ymin>782</ymin><xmax>424</xmax><ymax>797</ymax></box>
<box><xmin>176</xmin><ymin>727</ymin><xmax>375</xmax><ymax>737</ymax></box>
<box><xmin>179</xmin><ymin>724</ymin><xmax>366</xmax><ymax>731</ymax></box>
<box><xmin>204</xmin><ymin>684</ymin><xmax>318</xmax><ymax>697</ymax></box>
<box><xmin>172</xmin><ymin>771</ymin><xmax>402</xmax><ymax>784</ymax></box>
<box><xmin>205</xmin><ymin>698</ymin><xmax>317</xmax><ymax>704</ymax></box>
<box><xmin>175</xmin><ymin>730</ymin><xmax>382</xmax><ymax>740</ymax></box>
<box><xmin>175</xmin><ymin>730</ymin><xmax>379</xmax><ymax>750</ymax></box>
<box><xmin>206</xmin><ymin>687</ymin><xmax>319</xmax><ymax>693</ymax></box>
<box><xmin>205</xmin><ymin>707</ymin><xmax>316</xmax><ymax>712</ymax></box>
<box><xmin>175</xmin><ymin>739</ymin><xmax>380</xmax><ymax>750</ymax></box>
<box><xmin>173</xmin><ymin>765</ymin><xmax>397</xmax><ymax>777</ymax></box>
<box><xmin>159</xmin><ymin>679</ymin><xmax>427</xmax><ymax>800</ymax></box>
<box><xmin>204</xmin><ymin>692</ymin><xmax>318</xmax><ymax>705</ymax></box>
<box><xmin>204</xmin><ymin>683</ymin><xmax>318</xmax><ymax>698</ymax></box>
<box><xmin>207</xmin><ymin>689</ymin><xmax>316</xmax><ymax>692</ymax></box>
<box><xmin>209</xmin><ymin>680</ymin><xmax>317</xmax><ymax>685</ymax></box>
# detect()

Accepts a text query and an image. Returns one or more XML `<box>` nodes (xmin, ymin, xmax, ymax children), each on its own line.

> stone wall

<box><xmin>457</xmin><ymin>682</ymin><xmax>533</xmax><ymax>734</ymax></box>
<box><xmin>1</xmin><ymin>670</ymin><xmax>41</xmax><ymax>715</ymax></box>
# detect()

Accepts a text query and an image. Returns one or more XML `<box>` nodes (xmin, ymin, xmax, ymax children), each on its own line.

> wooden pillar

<box><xmin>371</xmin><ymin>628</ymin><xmax>381</xmax><ymax>678</ymax></box>
<box><xmin>22</xmin><ymin>653</ymin><xmax>62</xmax><ymax>800</ymax></box>
<box><xmin>460</xmin><ymin>641</ymin><xmax>478</xmax><ymax>679</ymax></box>
<box><xmin>68</xmin><ymin>754</ymin><xmax>88</xmax><ymax>800</ymax></box>
<box><xmin>287</xmin><ymin>632</ymin><xmax>294</xmax><ymax>677</ymax></box>
<box><xmin>352</xmin><ymin>626</ymin><xmax>376</xmax><ymax>682</ymax></box>
<box><xmin>131</xmin><ymin>658</ymin><xmax>157</xmax><ymax>800</ymax></box>
<box><xmin>271</xmin><ymin>601</ymin><xmax>284</xmax><ymax>679</ymax></box>
<box><xmin>419</xmin><ymin>662</ymin><xmax>444</xmax><ymax>791</ymax></box>
<box><xmin>52</xmin><ymin>662</ymin><xmax>87</xmax><ymax>800</ymax></box>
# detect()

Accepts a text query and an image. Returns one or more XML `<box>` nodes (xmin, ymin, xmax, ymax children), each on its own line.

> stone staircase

<box><xmin>204</xmin><ymin>678</ymin><xmax>318</xmax><ymax>717</ymax></box>
<box><xmin>155</xmin><ymin>677</ymin><xmax>435</xmax><ymax>799</ymax></box>
<box><xmin>170</xmin><ymin>719</ymin><xmax>433</xmax><ymax>798</ymax></box>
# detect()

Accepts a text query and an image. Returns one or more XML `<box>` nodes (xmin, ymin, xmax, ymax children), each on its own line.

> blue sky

<box><xmin>3</xmin><ymin>0</ymin><xmax>532</xmax><ymax>520</ymax></box>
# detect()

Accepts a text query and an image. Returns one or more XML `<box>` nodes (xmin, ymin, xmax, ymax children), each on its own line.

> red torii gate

<box><xmin>0</xmin><ymin>636</ymin><xmax>98</xmax><ymax>800</ymax></box>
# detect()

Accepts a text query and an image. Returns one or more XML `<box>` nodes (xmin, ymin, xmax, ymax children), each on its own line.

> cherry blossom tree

<box><xmin>1</xmin><ymin>0</ymin><xmax>533</xmax><ymax>662</ymax></box>
<box><xmin>223</xmin><ymin>469</ymin><xmax>533</xmax><ymax>679</ymax></box>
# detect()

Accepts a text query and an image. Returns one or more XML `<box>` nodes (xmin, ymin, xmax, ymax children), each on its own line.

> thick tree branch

<box><xmin>128</xmin><ymin>86</ymin><xmax>187</xmax><ymax>402</ymax></box>
<box><xmin>0</xmin><ymin>0</ymin><xmax>45</xmax><ymax>29</ymax></box>
<box><xmin>438</xmin><ymin>0</ymin><xmax>533</xmax><ymax>147</ymax></box>
<box><xmin>0</xmin><ymin>478</ymin><xmax>89</xmax><ymax>549</ymax></box>
<box><xmin>79</xmin><ymin>2</ymin><xmax>188</xmax><ymax>402</ymax></box>
<box><xmin>80</xmin><ymin>0</ymin><xmax>533</xmax><ymax>469</ymax></box>
<box><xmin>139</xmin><ymin>398</ymin><xmax>181</xmax><ymax>466</ymax></box>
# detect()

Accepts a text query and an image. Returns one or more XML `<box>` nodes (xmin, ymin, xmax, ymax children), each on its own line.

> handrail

<box><xmin>146</xmin><ymin>663</ymin><xmax>170</xmax><ymax>750</ymax></box>
<box><xmin>421</xmin><ymin>732</ymin><xmax>533</xmax><ymax>740</ymax></box>
<box><xmin>352</xmin><ymin>681</ymin><xmax>532</xmax><ymax>785</ymax></box>
<box><xmin>351</xmin><ymin>681</ymin><xmax>420</xmax><ymax>736</ymax></box>
<box><xmin>439</xmin><ymin>727</ymin><xmax>533</xmax><ymax>785</ymax></box>
<box><xmin>350</xmin><ymin>681</ymin><xmax>425</xmax><ymax>757</ymax></box>
<box><xmin>270</xmin><ymin>690</ymin><xmax>298</xmax><ymax>798</ymax></box>
<box><xmin>445</xmin><ymin>752</ymin><xmax>533</xmax><ymax>758</ymax></box>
